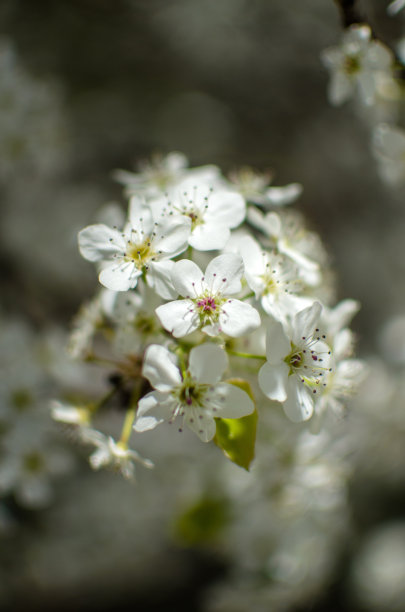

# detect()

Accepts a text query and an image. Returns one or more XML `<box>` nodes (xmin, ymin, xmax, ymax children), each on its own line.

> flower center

<box><xmin>284</xmin><ymin>343</ymin><xmax>304</xmax><ymax>374</ymax></box>
<box><xmin>125</xmin><ymin>238</ymin><xmax>156</xmax><ymax>269</ymax></box>
<box><xmin>344</xmin><ymin>54</ymin><xmax>361</xmax><ymax>75</ymax></box>
<box><xmin>194</xmin><ymin>292</ymin><xmax>224</xmax><ymax>325</ymax></box>
<box><xmin>176</xmin><ymin>376</ymin><xmax>207</xmax><ymax>408</ymax></box>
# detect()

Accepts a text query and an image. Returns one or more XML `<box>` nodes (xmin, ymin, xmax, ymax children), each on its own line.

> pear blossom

<box><xmin>80</xmin><ymin>428</ymin><xmax>154</xmax><ymax>480</ymax></box>
<box><xmin>113</xmin><ymin>151</ymin><xmax>221</xmax><ymax>199</ymax></box>
<box><xmin>50</xmin><ymin>399</ymin><xmax>92</xmax><ymax>427</ymax></box>
<box><xmin>321</xmin><ymin>24</ymin><xmax>393</xmax><ymax>107</ymax></box>
<box><xmin>78</xmin><ymin>196</ymin><xmax>190</xmax><ymax>297</ymax></box>
<box><xmin>150</xmin><ymin>180</ymin><xmax>246</xmax><ymax>251</ymax></box>
<box><xmin>134</xmin><ymin>343</ymin><xmax>254</xmax><ymax>442</ymax></box>
<box><xmin>228</xmin><ymin>166</ymin><xmax>302</xmax><ymax>208</ymax></box>
<box><xmin>238</xmin><ymin>235</ymin><xmax>313</xmax><ymax>322</ymax></box>
<box><xmin>247</xmin><ymin>207</ymin><xmax>322</xmax><ymax>286</ymax></box>
<box><xmin>112</xmin><ymin>285</ymin><xmax>164</xmax><ymax>355</ymax></box>
<box><xmin>258</xmin><ymin>302</ymin><xmax>332</xmax><ymax>422</ymax></box>
<box><xmin>155</xmin><ymin>253</ymin><xmax>261</xmax><ymax>338</ymax></box>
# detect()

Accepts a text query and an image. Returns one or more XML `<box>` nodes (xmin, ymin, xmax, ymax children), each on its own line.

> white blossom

<box><xmin>150</xmin><ymin>180</ymin><xmax>246</xmax><ymax>251</ymax></box>
<box><xmin>113</xmin><ymin>151</ymin><xmax>221</xmax><ymax>199</ymax></box>
<box><xmin>134</xmin><ymin>343</ymin><xmax>254</xmax><ymax>442</ymax></box>
<box><xmin>258</xmin><ymin>302</ymin><xmax>332</xmax><ymax>422</ymax></box>
<box><xmin>321</xmin><ymin>24</ymin><xmax>393</xmax><ymax>106</ymax></box>
<box><xmin>80</xmin><ymin>428</ymin><xmax>153</xmax><ymax>480</ymax></box>
<box><xmin>238</xmin><ymin>235</ymin><xmax>313</xmax><ymax>322</ymax></box>
<box><xmin>156</xmin><ymin>253</ymin><xmax>260</xmax><ymax>337</ymax></box>
<box><xmin>78</xmin><ymin>196</ymin><xmax>190</xmax><ymax>296</ymax></box>
<box><xmin>227</xmin><ymin>166</ymin><xmax>302</xmax><ymax>208</ymax></box>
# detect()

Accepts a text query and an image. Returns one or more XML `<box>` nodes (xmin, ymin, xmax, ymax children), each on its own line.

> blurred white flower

<box><xmin>321</xmin><ymin>24</ymin><xmax>393</xmax><ymax>106</ymax></box>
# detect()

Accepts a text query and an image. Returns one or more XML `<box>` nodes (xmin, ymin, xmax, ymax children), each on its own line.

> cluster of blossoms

<box><xmin>52</xmin><ymin>151</ymin><xmax>364</xmax><ymax>479</ymax></box>
<box><xmin>321</xmin><ymin>17</ymin><xmax>405</xmax><ymax>188</ymax></box>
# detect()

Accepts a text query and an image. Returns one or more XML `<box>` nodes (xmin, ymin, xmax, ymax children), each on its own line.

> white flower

<box><xmin>150</xmin><ymin>180</ymin><xmax>246</xmax><ymax>251</ymax></box>
<box><xmin>388</xmin><ymin>0</ymin><xmax>405</xmax><ymax>15</ymax></box>
<box><xmin>238</xmin><ymin>235</ymin><xmax>313</xmax><ymax>322</ymax></box>
<box><xmin>258</xmin><ymin>302</ymin><xmax>332</xmax><ymax>422</ymax></box>
<box><xmin>113</xmin><ymin>151</ymin><xmax>221</xmax><ymax>199</ymax></box>
<box><xmin>373</xmin><ymin>123</ymin><xmax>405</xmax><ymax>185</ymax></box>
<box><xmin>78</xmin><ymin>196</ymin><xmax>190</xmax><ymax>296</ymax></box>
<box><xmin>155</xmin><ymin>253</ymin><xmax>261</xmax><ymax>337</ymax></box>
<box><xmin>134</xmin><ymin>343</ymin><xmax>254</xmax><ymax>442</ymax></box>
<box><xmin>321</xmin><ymin>24</ymin><xmax>393</xmax><ymax>106</ymax></box>
<box><xmin>247</xmin><ymin>208</ymin><xmax>322</xmax><ymax>286</ymax></box>
<box><xmin>112</xmin><ymin>285</ymin><xmax>164</xmax><ymax>355</ymax></box>
<box><xmin>80</xmin><ymin>428</ymin><xmax>153</xmax><ymax>480</ymax></box>
<box><xmin>228</xmin><ymin>166</ymin><xmax>302</xmax><ymax>208</ymax></box>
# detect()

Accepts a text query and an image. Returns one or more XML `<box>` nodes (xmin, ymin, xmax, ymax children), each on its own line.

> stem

<box><xmin>187</xmin><ymin>245</ymin><xmax>193</xmax><ymax>260</ymax></box>
<box><xmin>227</xmin><ymin>349</ymin><xmax>266</xmax><ymax>361</ymax></box>
<box><xmin>119</xmin><ymin>407</ymin><xmax>136</xmax><ymax>445</ymax></box>
<box><xmin>240</xmin><ymin>291</ymin><xmax>255</xmax><ymax>301</ymax></box>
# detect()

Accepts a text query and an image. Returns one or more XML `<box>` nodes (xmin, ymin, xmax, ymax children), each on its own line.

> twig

<box><xmin>334</xmin><ymin>0</ymin><xmax>366</xmax><ymax>27</ymax></box>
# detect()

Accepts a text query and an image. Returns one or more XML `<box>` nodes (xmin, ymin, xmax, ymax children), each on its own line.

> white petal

<box><xmin>128</xmin><ymin>196</ymin><xmax>151</xmax><ymax>227</ymax></box>
<box><xmin>208</xmin><ymin>382</ymin><xmax>254</xmax><ymax>418</ymax></box>
<box><xmin>99</xmin><ymin>261</ymin><xmax>141</xmax><ymax>291</ymax></box>
<box><xmin>155</xmin><ymin>299</ymin><xmax>198</xmax><ymax>337</ymax></box>
<box><xmin>264</xmin><ymin>183</ymin><xmax>303</xmax><ymax>207</ymax></box>
<box><xmin>189</xmin><ymin>223</ymin><xmax>231</xmax><ymax>251</ymax></box>
<box><xmin>189</xmin><ymin>343</ymin><xmax>228</xmax><ymax>383</ymax></box>
<box><xmin>155</xmin><ymin>217</ymin><xmax>191</xmax><ymax>256</ymax></box>
<box><xmin>264</xmin><ymin>317</ymin><xmax>290</xmax><ymax>364</ymax></box>
<box><xmin>205</xmin><ymin>191</ymin><xmax>246</xmax><ymax>228</ymax></box>
<box><xmin>205</xmin><ymin>253</ymin><xmax>244</xmax><ymax>295</ymax></box>
<box><xmin>283</xmin><ymin>378</ymin><xmax>314</xmax><ymax>422</ymax></box>
<box><xmin>219</xmin><ymin>300</ymin><xmax>261</xmax><ymax>337</ymax></box>
<box><xmin>142</xmin><ymin>345</ymin><xmax>181</xmax><ymax>391</ymax></box>
<box><xmin>171</xmin><ymin>259</ymin><xmax>204</xmax><ymax>298</ymax></box>
<box><xmin>147</xmin><ymin>260</ymin><xmax>177</xmax><ymax>299</ymax></box>
<box><xmin>184</xmin><ymin>407</ymin><xmax>216</xmax><ymax>442</ymax></box>
<box><xmin>258</xmin><ymin>362</ymin><xmax>289</xmax><ymax>401</ymax></box>
<box><xmin>293</xmin><ymin>302</ymin><xmax>323</xmax><ymax>344</ymax></box>
<box><xmin>328</xmin><ymin>71</ymin><xmax>354</xmax><ymax>106</ymax></box>
<box><xmin>134</xmin><ymin>391</ymin><xmax>175</xmax><ymax>431</ymax></box>
<box><xmin>78</xmin><ymin>225</ymin><xmax>126</xmax><ymax>262</ymax></box>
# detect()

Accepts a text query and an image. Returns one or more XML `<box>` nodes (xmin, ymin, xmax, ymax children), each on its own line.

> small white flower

<box><xmin>80</xmin><ymin>428</ymin><xmax>153</xmax><ymax>480</ymax></box>
<box><xmin>150</xmin><ymin>180</ymin><xmax>246</xmax><ymax>251</ymax></box>
<box><xmin>112</xmin><ymin>285</ymin><xmax>164</xmax><ymax>355</ymax></box>
<box><xmin>228</xmin><ymin>166</ymin><xmax>302</xmax><ymax>208</ymax></box>
<box><xmin>321</xmin><ymin>24</ymin><xmax>393</xmax><ymax>106</ymax></box>
<box><xmin>238</xmin><ymin>235</ymin><xmax>313</xmax><ymax>322</ymax></box>
<box><xmin>247</xmin><ymin>208</ymin><xmax>322</xmax><ymax>286</ymax></box>
<box><xmin>155</xmin><ymin>253</ymin><xmax>261</xmax><ymax>337</ymax></box>
<box><xmin>258</xmin><ymin>302</ymin><xmax>332</xmax><ymax>422</ymax></box>
<box><xmin>78</xmin><ymin>196</ymin><xmax>190</xmax><ymax>297</ymax></box>
<box><xmin>134</xmin><ymin>343</ymin><xmax>254</xmax><ymax>442</ymax></box>
<box><xmin>113</xmin><ymin>151</ymin><xmax>221</xmax><ymax>199</ymax></box>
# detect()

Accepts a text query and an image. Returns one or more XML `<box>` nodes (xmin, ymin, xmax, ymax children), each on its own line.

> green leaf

<box><xmin>214</xmin><ymin>378</ymin><xmax>257</xmax><ymax>471</ymax></box>
<box><xmin>173</xmin><ymin>497</ymin><xmax>229</xmax><ymax>547</ymax></box>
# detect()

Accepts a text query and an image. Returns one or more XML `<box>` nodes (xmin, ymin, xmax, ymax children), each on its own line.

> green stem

<box><xmin>240</xmin><ymin>291</ymin><xmax>255</xmax><ymax>301</ymax></box>
<box><xmin>227</xmin><ymin>350</ymin><xmax>266</xmax><ymax>361</ymax></box>
<box><xmin>119</xmin><ymin>407</ymin><xmax>136</xmax><ymax>446</ymax></box>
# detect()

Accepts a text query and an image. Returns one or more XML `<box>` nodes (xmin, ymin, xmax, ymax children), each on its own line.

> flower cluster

<box><xmin>54</xmin><ymin>152</ymin><xmax>364</xmax><ymax>478</ymax></box>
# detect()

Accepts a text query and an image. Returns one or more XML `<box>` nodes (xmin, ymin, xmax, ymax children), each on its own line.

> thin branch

<box><xmin>334</xmin><ymin>0</ymin><xmax>366</xmax><ymax>28</ymax></box>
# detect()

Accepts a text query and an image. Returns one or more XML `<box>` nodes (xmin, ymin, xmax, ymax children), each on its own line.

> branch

<box><xmin>334</xmin><ymin>0</ymin><xmax>366</xmax><ymax>27</ymax></box>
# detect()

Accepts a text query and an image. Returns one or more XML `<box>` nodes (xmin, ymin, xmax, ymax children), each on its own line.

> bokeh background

<box><xmin>1</xmin><ymin>0</ymin><xmax>405</xmax><ymax>610</ymax></box>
